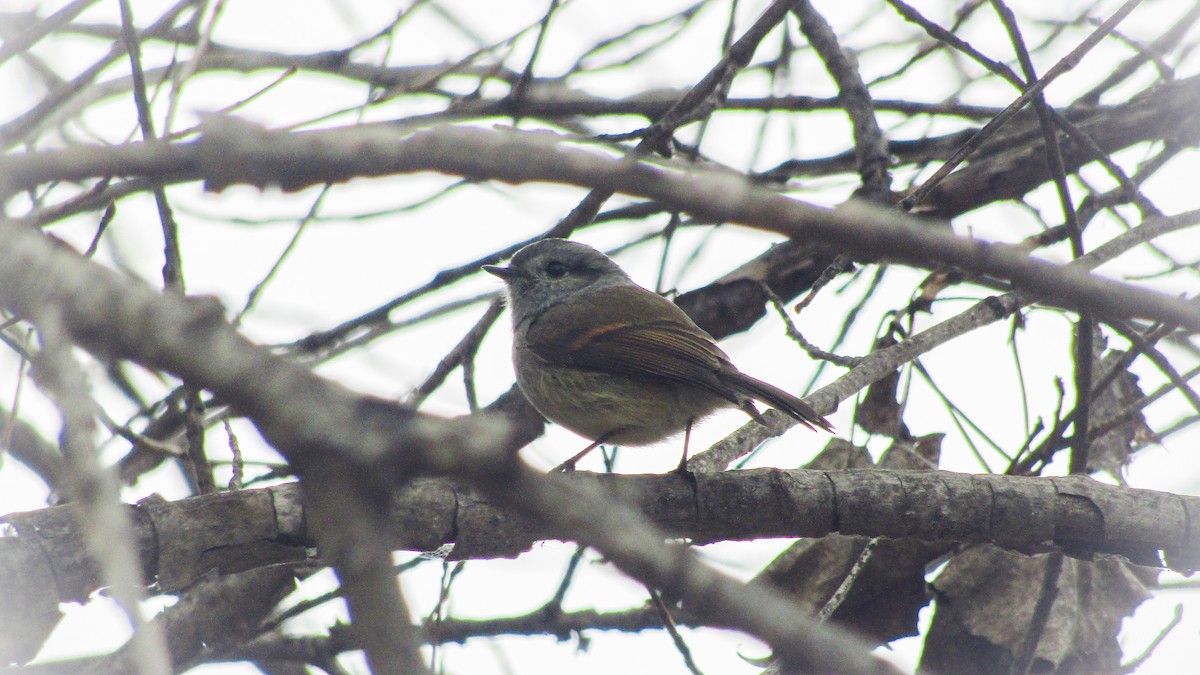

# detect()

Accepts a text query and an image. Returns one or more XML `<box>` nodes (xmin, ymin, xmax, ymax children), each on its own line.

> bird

<box><xmin>484</xmin><ymin>238</ymin><xmax>832</xmax><ymax>470</ymax></box>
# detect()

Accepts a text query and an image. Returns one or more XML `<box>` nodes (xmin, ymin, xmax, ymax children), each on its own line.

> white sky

<box><xmin>3</xmin><ymin>0</ymin><xmax>1200</xmax><ymax>673</ymax></box>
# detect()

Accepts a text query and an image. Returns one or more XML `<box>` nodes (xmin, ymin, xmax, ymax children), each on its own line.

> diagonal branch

<box><xmin>3</xmin><ymin>121</ymin><xmax>1199</xmax><ymax>331</ymax></box>
<box><xmin>0</xmin><ymin>202</ymin><xmax>892</xmax><ymax>674</ymax></box>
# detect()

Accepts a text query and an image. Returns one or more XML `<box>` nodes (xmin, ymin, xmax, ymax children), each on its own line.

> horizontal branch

<box><xmin>3</xmin><ymin>467</ymin><xmax>1194</xmax><ymax>612</ymax></box>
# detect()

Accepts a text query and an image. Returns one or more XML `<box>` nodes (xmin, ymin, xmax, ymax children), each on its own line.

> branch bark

<box><xmin>3</xmin><ymin>467</ymin><xmax>1193</xmax><ymax>612</ymax></box>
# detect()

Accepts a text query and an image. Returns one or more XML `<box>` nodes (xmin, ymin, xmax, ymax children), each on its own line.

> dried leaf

<box><xmin>878</xmin><ymin>433</ymin><xmax>944</xmax><ymax>471</ymax></box>
<box><xmin>1088</xmin><ymin>341</ymin><xmax>1156</xmax><ymax>476</ymax></box>
<box><xmin>922</xmin><ymin>546</ymin><xmax>1155</xmax><ymax>674</ymax></box>
<box><xmin>805</xmin><ymin>437</ymin><xmax>875</xmax><ymax>470</ymax></box>
<box><xmin>857</xmin><ymin>331</ymin><xmax>911</xmax><ymax>439</ymax></box>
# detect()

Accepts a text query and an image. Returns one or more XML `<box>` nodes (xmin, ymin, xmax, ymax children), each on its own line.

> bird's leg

<box><xmin>672</xmin><ymin>420</ymin><xmax>694</xmax><ymax>474</ymax></box>
<box><xmin>555</xmin><ymin>431</ymin><xmax>615</xmax><ymax>472</ymax></box>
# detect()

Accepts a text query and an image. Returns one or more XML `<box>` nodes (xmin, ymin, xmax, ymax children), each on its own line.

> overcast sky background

<box><xmin>3</xmin><ymin>0</ymin><xmax>1200</xmax><ymax>673</ymax></box>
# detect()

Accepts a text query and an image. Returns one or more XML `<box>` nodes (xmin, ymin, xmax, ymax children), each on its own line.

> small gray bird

<box><xmin>485</xmin><ymin>239</ymin><xmax>832</xmax><ymax>469</ymax></box>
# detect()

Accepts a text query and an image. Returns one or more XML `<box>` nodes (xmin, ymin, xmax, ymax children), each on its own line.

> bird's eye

<box><xmin>544</xmin><ymin>261</ymin><xmax>568</xmax><ymax>278</ymax></box>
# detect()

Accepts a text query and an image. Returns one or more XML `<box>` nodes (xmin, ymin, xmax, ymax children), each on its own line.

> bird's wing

<box><xmin>524</xmin><ymin>285</ymin><xmax>740</xmax><ymax>403</ymax></box>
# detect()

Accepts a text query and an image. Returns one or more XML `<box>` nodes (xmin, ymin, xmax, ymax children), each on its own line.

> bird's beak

<box><xmin>483</xmin><ymin>264</ymin><xmax>518</xmax><ymax>281</ymax></box>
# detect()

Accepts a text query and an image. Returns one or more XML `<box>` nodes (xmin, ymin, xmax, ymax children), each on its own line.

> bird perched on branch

<box><xmin>485</xmin><ymin>238</ymin><xmax>832</xmax><ymax>470</ymax></box>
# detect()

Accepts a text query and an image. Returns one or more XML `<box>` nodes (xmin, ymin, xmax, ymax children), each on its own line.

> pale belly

<box><xmin>514</xmin><ymin>353</ymin><xmax>731</xmax><ymax>446</ymax></box>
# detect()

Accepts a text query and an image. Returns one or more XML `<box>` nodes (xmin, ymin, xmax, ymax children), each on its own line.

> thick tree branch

<box><xmin>3</xmin><ymin>467</ymin><xmax>1193</xmax><ymax>614</ymax></box>
<box><xmin>0</xmin><ymin>221</ymin><xmax>483</xmax><ymax>672</ymax></box>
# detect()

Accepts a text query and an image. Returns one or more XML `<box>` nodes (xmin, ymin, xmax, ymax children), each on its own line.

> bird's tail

<box><xmin>727</xmin><ymin>372</ymin><xmax>834</xmax><ymax>432</ymax></box>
